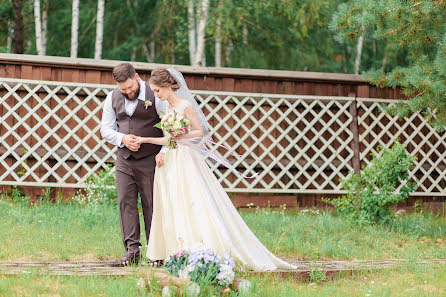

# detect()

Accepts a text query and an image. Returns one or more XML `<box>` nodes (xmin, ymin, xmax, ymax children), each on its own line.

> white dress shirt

<box><xmin>100</xmin><ymin>78</ymin><xmax>168</xmax><ymax>150</ymax></box>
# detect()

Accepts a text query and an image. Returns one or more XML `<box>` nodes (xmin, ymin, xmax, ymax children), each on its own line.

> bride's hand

<box><xmin>135</xmin><ymin>136</ymin><xmax>144</xmax><ymax>145</ymax></box>
<box><xmin>171</xmin><ymin>134</ymin><xmax>185</xmax><ymax>141</ymax></box>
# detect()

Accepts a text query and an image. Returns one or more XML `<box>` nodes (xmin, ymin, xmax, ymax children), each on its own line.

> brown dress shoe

<box><xmin>108</xmin><ymin>251</ymin><xmax>141</xmax><ymax>267</ymax></box>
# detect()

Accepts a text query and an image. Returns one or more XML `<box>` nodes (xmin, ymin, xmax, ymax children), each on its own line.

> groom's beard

<box><xmin>122</xmin><ymin>84</ymin><xmax>141</xmax><ymax>101</ymax></box>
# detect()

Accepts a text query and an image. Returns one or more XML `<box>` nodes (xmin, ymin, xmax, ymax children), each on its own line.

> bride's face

<box><xmin>150</xmin><ymin>84</ymin><xmax>173</xmax><ymax>101</ymax></box>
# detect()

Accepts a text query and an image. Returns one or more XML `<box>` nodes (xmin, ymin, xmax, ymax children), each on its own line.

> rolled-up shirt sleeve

<box><xmin>100</xmin><ymin>91</ymin><xmax>125</xmax><ymax>148</ymax></box>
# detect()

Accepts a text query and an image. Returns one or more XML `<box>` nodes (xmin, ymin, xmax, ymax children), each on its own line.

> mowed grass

<box><xmin>0</xmin><ymin>199</ymin><xmax>123</xmax><ymax>261</ymax></box>
<box><xmin>1</xmin><ymin>199</ymin><xmax>445</xmax><ymax>261</ymax></box>
<box><xmin>1</xmin><ymin>197</ymin><xmax>446</xmax><ymax>296</ymax></box>
<box><xmin>240</xmin><ymin>207</ymin><xmax>446</xmax><ymax>260</ymax></box>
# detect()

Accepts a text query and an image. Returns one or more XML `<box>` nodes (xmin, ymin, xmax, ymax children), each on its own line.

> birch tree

<box><xmin>215</xmin><ymin>15</ymin><xmax>221</xmax><ymax>67</ymax></box>
<box><xmin>7</xmin><ymin>21</ymin><xmax>13</xmax><ymax>53</ymax></box>
<box><xmin>41</xmin><ymin>0</ymin><xmax>48</xmax><ymax>55</ymax></box>
<box><xmin>70</xmin><ymin>0</ymin><xmax>79</xmax><ymax>58</ymax></box>
<box><xmin>188</xmin><ymin>0</ymin><xmax>209</xmax><ymax>66</ymax></box>
<box><xmin>150</xmin><ymin>40</ymin><xmax>155</xmax><ymax>62</ymax></box>
<box><xmin>354</xmin><ymin>26</ymin><xmax>364</xmax><ymax>74</ymax></box>
<box><xmin>33</xmin><ymin>0</ymin><xmax>43</xmax><ymax>55</ymax></box>
<box><xmin>125</xmin><ymin>0</ymin><xmax>152</xmax><ymax>62</ymax></box>
<box><xmin>194</xmin><ymin>0</ymin><xmax>208</xmax><ymax>66</ymax></box>
<box><xmin>94</xmin><ymin>0</ymin><xmax>105</xmax><ymax>60</ymax></box>
<box><xmin>353</xmin><ymin>12</ymin><xmax>365</xmax><ymax>75</ymax></box>
<box><xmin>188</xmin><ymin>0</ymin><xmax>196</xmax><ymax>65</ymax></box>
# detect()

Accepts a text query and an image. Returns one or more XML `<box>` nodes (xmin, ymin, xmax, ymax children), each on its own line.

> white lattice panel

<box><xmin>196</xmin><ymin>91</ymin><xmax>355</xmax><ymax>193</ymax></box>
<box><xmin>357</xmin><ymin>98</ymin><xmax>446</xmax><ymax>196</ymax></box>
<box><xmin>0</xmin><ymin>78</ymin><xmax>116</xmax><ymax>187</ymax></box>
<box><xmin>1</xmin><ymin>78</ymin><xmax>444</xmax><ymax>196</ymax></box>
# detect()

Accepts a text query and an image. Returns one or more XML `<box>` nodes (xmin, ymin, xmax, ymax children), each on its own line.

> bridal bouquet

<box><xmin>164</xmin><ymin>245</ymin><xmax>235</xmax><ymax>287</ymax></box>
<box><xmin>155</xmin><ymin>111</ymin><xmax>191</xmax><ymax>149</ymax></box>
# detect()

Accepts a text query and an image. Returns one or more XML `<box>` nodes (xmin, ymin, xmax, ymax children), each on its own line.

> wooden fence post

<box><xmin>348</xmin><ymin>92</ymin><xmax>361</xmax><ymax>174</ymax></box>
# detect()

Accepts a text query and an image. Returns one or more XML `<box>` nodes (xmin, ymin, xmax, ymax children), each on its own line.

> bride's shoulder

<box><xmin>178</xmin><ymin>99</ymin><xmax>194</xmax><ymax>111</ymax></box>
<box><xmin>179</xmin><ymin>99</ymin><xmax>192</xmax><ymax>107</ymax></box>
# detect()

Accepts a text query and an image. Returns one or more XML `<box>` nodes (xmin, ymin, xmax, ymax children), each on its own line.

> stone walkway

<box><xmin>1</xmin><ymin>258</ymin><xmax>445</xmax><ymax>280</ymax></box>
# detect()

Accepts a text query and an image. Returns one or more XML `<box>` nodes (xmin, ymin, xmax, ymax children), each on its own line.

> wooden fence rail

<box><xmin>0</xmin><ymin>55</ymin><xmax>444</xmax><ymax>204</ymax></box>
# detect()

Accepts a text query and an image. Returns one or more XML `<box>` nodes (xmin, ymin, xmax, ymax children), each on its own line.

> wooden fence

<box><xmin>0</xmin><ymin>54</ymin><xmax>444</xmax><ymax>208</ymax></box>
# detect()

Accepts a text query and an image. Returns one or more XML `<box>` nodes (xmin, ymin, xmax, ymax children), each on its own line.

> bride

<box><xmin>137</xmin><ymin>68</ymin><xmax>295</xmax><ymax>271</ymax></box>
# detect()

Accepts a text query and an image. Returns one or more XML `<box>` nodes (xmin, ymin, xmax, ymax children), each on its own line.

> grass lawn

<box><xmin>1</xmin><ymin>197</ymin><xmax>445</xmax><ymax>296</ymax></box>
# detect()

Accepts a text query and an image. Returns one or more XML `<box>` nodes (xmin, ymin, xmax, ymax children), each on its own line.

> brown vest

<box><xmin>111</xmin><ymin>82</ymin><xmax>164</xmax><ymax>159</ymax></box>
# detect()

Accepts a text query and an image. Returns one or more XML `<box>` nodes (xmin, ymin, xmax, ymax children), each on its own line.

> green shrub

<box><xmin>0</xmin><ymin>187</ymin><xmax>29</xmax><ymax>205</ymax></box>
<box><xmin>325</xmin><ymin>143</ymin><xmax>417</xmax><ymax>226</ymax></box>
<box><xmin>74</xmin><ymin>164</ymin><xmax>117</xmax><ymax>207</ymax></box>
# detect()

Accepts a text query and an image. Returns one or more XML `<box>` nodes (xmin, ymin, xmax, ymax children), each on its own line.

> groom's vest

<box><xmin>111</xmin><ymin>82</ymin><xmax>163</xmax><ymax>160</ymax></box>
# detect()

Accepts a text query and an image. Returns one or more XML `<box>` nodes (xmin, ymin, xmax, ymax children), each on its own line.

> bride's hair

<box><xmin>149</xmin><ymin>68</ymin><xmax>180</xmax><ymax>91</ymax></box>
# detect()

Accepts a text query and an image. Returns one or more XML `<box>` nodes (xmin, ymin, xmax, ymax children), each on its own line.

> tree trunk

<box><xmin>142</xmin><ymin>42</ymin><xmax>151</xmax><ymax>62</ymax></box>
<box><xmin>381</xmin><ymin>54</ymin><xmax>387</xmax><ymax>72</ymax></box>
<box><xmin>125</xmin><ymin>0</ymin><xmax>151</xmax><ymax>62</ymax></box>
<box><xmin>12</xmin><ymin>0</ymin><xmax>24</xmax><ymax>54</ymax></box>
<box><xmin>354</xmin><ymin>33</ymin><xmax>364</xmax><ymax>74</ymax></box>
<box><xmin>42</xmin><ymin>0</ymin><xmax>48</xmax><ymax>55</ymax></box>
<box><xmin>201</xmin><ymin>53</ymin><xmax>206</xmax><ymax>66</ymax></box>
<box><xmin>354</xmin><ymin>13</ymin><xmax>365</xmax><ymax>75</ymax></box>
<box><xmin>71</xmin><ymin>0</ymin><xmax>79</xmax><ymax>58</ymax></box>
<box><xmin>150</xmin><ymin>40</ymin><xmax>155</xmax><ymax>62</ymax></box>
<box><xmin>188</xmin><ymin>0</ymin><xmax>196</xmax><ymax>65</ymax></box>
<box><xmin>215</xmin><ymin>15</ymin><xmax>221</xmax><ymax>67</ymax></box>
<box><xmin>225</xmin><ymin>39</ymin><xmax>233</xmax><ymax>66</ymax></box>
<box><xmin>243</xmin><ymin>23</ymin><xmax>248</xmax><ymax>45</ymax></box>
<box><xmin>94</xmin><ymin>0</ymin><xmax>105</xmax><ymax>60</ymax></box>
<box><xmin>194</xmin><ymin>0</ymin><xmax>209</xmax><ymax>66</ymax></box>
<box><xmin>171</xmin><ymin>50</ymin><xmax>176</xmax><ymax>64</ymax></box>
<box><xmin>131</xmin><ymin>46</ymin><xmax>136</xmax><ymax>61</ymax></box>
<box><xmin>34</xmin><ymin>0</ymin><xmax>43</xmax><ymax>55</ymax></box>
<box><xmin>7</xmin><ymin>21</ymin><xmax>13</xmax><ymax>53</ymax></box>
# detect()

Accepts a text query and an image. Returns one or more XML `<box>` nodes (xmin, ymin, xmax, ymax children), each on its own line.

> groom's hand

<box><xmin>122</xmin><ymin>134</ymin><xmax>141</xmax><ymax>152</ymax></box>
<box><xmin>155</xmin><ymin>152</ymin><xmax>165</xmax><ymax>167</ymax></box>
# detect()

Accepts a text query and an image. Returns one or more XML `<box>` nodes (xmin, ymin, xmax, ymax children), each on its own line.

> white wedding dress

<box><xmin>147</xmin><ymin>100</ymin><xmax>295</xmax><ymax>271</ymax></box>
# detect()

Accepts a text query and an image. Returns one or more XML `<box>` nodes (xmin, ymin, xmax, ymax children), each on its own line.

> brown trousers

<box><xmin>115</xmin><ymin>151</ymin><xmax>157</xmax><ymax>253</ymax></box>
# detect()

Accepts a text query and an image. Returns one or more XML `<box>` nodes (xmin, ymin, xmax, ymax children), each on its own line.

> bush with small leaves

<box><xmin>324</xmin><ymin>143</ymin><xmax>416</xmax><ymax>226</ymax></box>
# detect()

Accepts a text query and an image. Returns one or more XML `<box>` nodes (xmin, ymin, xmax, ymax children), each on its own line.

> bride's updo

<box><xmin>149</xmin><ymin>68</ymin><xmax>180</xmax><ymax>91</ymax></box>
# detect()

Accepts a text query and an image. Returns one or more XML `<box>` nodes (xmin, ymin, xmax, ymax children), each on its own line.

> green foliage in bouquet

<box><xmin>164</xmin><ymin>246</ymin><xmax>235</xmax><ymax>287</ymax></box>
<box><xmin>164</xmin><ymin>250</ymin><xmax>189</xmax><ymax>277</ymax></box>
<box><xmin>154</xmin><ymin>111</ymin><xmax>191</xmax><ymax>149</ymax></box>
<box><xmin>325</xmin><ymin>143</ymin><xmax>417</xmax><ymax>226</ymax></box>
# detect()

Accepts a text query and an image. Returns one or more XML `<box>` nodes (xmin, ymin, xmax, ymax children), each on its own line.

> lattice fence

<box><xmin>357</xmin><ymin>98</ymin><xmax>446</xmax><ymax>196</ymax></box>
<box><xmin>0</xmin><ymin>78</ymin><xmax>444</xmax><ymax>196</ymax></box>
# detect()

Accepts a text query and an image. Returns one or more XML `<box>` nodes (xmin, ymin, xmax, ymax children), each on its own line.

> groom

<box><xmin>100</xmin><ymin>63</ymin><xmax>167</xmax><ymax>266</ymax></box>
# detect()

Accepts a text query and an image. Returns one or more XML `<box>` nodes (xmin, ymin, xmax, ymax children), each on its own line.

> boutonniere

<box><xmin>145</xmin><ymin>99</ymin><xmax>152</xmax><ymax>109</ymax></box>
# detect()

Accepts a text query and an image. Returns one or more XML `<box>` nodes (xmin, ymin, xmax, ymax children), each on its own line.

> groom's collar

<box><xmin>136</xmin><ymin>78</ymin><xmax>146</xmax><ymax>102</ymax></box>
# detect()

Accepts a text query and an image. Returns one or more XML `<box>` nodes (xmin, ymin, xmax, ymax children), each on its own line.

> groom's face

<box><xmin>117</xmin><ymin>74</ymin><xmax>140</xmax><ymax>100</ymax></box>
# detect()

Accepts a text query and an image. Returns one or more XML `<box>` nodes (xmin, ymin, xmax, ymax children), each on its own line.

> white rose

<box><xmin>173</xmin><ymin>121</ymin><xmax>182</xmax><ymax>130</ymax></box>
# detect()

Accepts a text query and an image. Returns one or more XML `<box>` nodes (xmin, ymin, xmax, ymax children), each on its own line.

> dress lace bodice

<box><xmin>168</xmin><ymin>100</ymin><xmax>191</xmax><ymax>117</ymax></box>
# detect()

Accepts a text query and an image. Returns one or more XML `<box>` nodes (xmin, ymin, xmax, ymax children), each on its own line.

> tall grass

<box><xmin>1</xmin><ymin>196</ymin><xmax>446</xmax><ymax>296</ymax></box>
<box><xmin>0</xmin><ymin>198</ymin><xmax>123</xmax><ymax>261</ymax></box>
<box><xmin>240</xmin><ymin>207</ymin><xmax>446</xmax><ymax>260</ymax></box>
<box><xmin>1</xmin><ymin>197</ymin><xmax>445</xmax><ymax>262</ymax></box>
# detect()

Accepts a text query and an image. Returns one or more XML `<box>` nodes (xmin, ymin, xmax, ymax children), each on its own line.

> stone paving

<box><xmin>1</xmin><ymin>258</ymin><xmax>445</xmax><ymax>279</ymax></box>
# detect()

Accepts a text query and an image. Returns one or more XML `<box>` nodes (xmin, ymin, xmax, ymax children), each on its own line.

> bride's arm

<box><xmin>137</xmin><ymin>136</ymin><xmax>169</xmax><ymax>146</ymax></box>
<box><xmin>173</xmin><ymin>106</ymin><xmax>204</xmax><ymax>140</ymax></box>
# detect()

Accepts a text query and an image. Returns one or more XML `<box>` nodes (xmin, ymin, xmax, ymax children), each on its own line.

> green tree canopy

<box><xmin>330</xmin><ymin>0</ymin><xmax>446</xmax><ymax>130</ymax></box>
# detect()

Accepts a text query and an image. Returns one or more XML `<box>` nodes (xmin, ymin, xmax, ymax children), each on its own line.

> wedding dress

<box><xmin>146</xmin><ymin>100</ymin><xmax>295</xmax><ymax>271</ymax></box>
